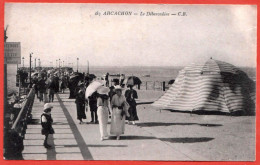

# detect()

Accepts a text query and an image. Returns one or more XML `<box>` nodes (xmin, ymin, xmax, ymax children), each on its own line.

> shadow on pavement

<box><xmin>160</xmin><ymin>137</ymin><xmax>214</xmax><ymax>143</ymax></box>
<box><xmin>109</xmin><ymin>135</ymin><xmax>156</xmax><ymax>140</ymax></box>
<box><xmin>136</xmin><ymin>122</ymin><xmax>222</xmax><ymax>127</ymax></box>
<box><xmin>87</xmin><ymin>145</ymin><xmax>128</xmax><ymax>147</ymax></box>
<box><xmin>29</xmin><ymin>119</ymin><xmax>40</xmax><ymax>124</ymax></box>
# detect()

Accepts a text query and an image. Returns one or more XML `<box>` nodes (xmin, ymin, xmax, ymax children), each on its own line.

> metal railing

<box><xmin>4</xmin><ymin>85</ymin><xmax>35</xmax><ymax>160</ymax></box>
<box><xmin>138</xmin><ymin>81</ymin><xmax>171</xmax><ymax>91</ymax></box>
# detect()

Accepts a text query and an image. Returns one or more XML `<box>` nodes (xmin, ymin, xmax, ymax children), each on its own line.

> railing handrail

<box><xmin>11</xmin><ymin>85</ymin><xmax>34</xmax><ymax>130</ymax></box>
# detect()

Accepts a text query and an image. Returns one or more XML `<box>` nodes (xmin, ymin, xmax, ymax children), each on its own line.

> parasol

<box><xmin>85</xmin><ymin>81</ymin><xmax>103</xmax><ymax>98</ymax></box>
<box><xmin>168</xmin><ymin>79</ymin><xmax>175</xmax><ymax>85</ymax></box>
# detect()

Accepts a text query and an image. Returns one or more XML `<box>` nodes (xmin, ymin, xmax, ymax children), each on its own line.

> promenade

<box><xmin>22</xmin><ymin>90</ymin><xmax>255</xmax><ymax>161</ymax></box>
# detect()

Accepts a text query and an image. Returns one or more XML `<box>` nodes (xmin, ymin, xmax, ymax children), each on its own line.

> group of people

<box><xmin>104</xmin><ymin>73</ymin><xmax>125</xmax><ymax>87</ymax></box>
<box><xmin>41</xmin><ymin>76</ymin><xmax>139</xmax><ymax>148</ymax></box>
<box><xmin>32</xmin><ymin>71</ymin><xmax>69</xmax><ymax>103</ymax></box>
<box><xmin>75</xmin><ymin>83</ymin><xmax>139</xmax><ymax>141</ymax></box>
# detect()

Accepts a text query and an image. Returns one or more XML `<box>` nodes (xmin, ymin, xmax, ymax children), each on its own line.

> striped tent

<box><xmin>152</xmin><ymin>59</ymin><xmax>255</xmax><ymax>114</ymax></box>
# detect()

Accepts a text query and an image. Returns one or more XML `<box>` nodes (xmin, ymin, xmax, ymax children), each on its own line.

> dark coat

<box><xmin>41</xmin><ymin>113</ymin><xmax>54</xmax><ymax>135</ymax></box>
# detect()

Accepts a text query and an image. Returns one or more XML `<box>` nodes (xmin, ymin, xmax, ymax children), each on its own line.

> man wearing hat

<box><xmin>41</xmin><ymin>103</ymin><xmax>55</xmax><ymax>148</ymax></box>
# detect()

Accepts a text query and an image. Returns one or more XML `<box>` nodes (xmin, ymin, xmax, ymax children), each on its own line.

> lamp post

<box><xmin>29</xmin><ymin>52</ymin><xmax>33</xmax><ymax>86</ymax></box>
<box><xmin>77</xmin><ymin>58</ymin><xmax>79</xmax><ymax>72</ymax></box>
<box><xmin>59</xmin><ymin>58</ymin><xmax>61</xmax><ymax>74</ymax></box>
<box><xmin>87</xmin><ymin>60</ymin><xmax>89</xmax><ymax>74</ymax></box>
<box><xmin>34</xmin><ymin>58</ymin><xmax>37</xmax><ymax>69</ymax></box>
<box><xmin>22</xmin><ymin>57</ymin><xmax>24</xmax><ymax>67</ymax></box>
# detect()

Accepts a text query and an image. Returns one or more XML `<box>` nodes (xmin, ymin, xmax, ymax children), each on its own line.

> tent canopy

<box><xmin>152</xmin><ymin>58</ymin><xmax>255</xmax><ymax>115</ymax></box>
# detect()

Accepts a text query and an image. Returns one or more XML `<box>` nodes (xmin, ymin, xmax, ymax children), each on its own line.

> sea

<box><xmin>6</xmin><ymin>65</ymin><xmax>256</xmax><ymax>95</ymax></box>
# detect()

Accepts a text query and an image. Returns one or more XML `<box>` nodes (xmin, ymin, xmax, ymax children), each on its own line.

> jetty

<box><xmin>4</xmin><ymin>87</ymin><xmax>255</xmax><ymax>161</ymax></box>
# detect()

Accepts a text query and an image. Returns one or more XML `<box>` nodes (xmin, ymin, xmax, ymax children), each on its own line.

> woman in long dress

<box><xmin>75</xmin><ymin>84</ymin><xmax>86</xmax><ymax>124</ymax></box>
<box><xmin>110</xmin><ymin>85</ymin><xmax>129</xmax><ymax>140</ymax></box>
<box><xmin>96</xmin><ymin>86</ymin><xmax>110</xmax><ymax>141</ymax></box>
<box><xmin>125</xmin><ymin>85</ymin><xmax>139</xmax><ymax>125</ymax></box>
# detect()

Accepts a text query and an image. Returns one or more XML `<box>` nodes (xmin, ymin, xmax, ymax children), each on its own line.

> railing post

<box><xmin>163</xmin><ymin>81</ymin><xmax>165</xmax><ymax>91</ymax></box>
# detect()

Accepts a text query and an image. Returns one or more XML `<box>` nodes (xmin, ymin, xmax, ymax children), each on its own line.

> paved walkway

<box><xmin>22</xmin><ymin>90</ymin><xmax>255</xmax><ymax>161</ymax></box>
<box><xmin>22</xmin><ymin>91</ymin><xmax>192</xmax><ymax>160</ymax></box>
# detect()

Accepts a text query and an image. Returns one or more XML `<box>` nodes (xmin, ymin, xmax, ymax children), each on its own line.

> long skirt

<box><xmin>110</xmin><ymin>108</ymin><xmax>125</xmax><ymax>136</ymax></box>
<box><xmin>76</xmin><ymin>103</ymin><xmax>86</xmax><ymax>120</ymax></box>
<box><xmin>97</xmin><ymin>106</ymin><xmax>109</xmax><ymax>138</ymax></box>
<box><xmin>126</xmin><ymin>105</ymin><xmax>139</xmax><ymax>121</ymax></box>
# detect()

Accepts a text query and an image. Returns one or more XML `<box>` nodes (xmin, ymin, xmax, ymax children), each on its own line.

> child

<box><xmin>41</xmin><ymin>103</ymin><xmax>55</xmax><ymax>148</ymax></box>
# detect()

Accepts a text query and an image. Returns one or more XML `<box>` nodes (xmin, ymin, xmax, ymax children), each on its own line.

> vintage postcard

<box><xmin>3</xmin><ymin>3</ymin><xmax>257</xmax><ymax>162</ymax></box>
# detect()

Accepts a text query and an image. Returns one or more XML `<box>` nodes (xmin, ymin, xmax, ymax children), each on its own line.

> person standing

<box><xmin>41</xmin><ymin>103</ymin><xmax>55</xmax><ymax>148</ymax></box>
<box><xmin>46</xmin><ymin>74</ymin><xmax>55</xmax><ymax>102</ymax></box>
<box><xmin>96</xmin><ymin>86</ymin><xmax>110</xmax><ymax>141</ymax></box>
<box><xmin>32</xmin><ymin>75</ymin><xmax>39</xmax><ymax>98</ymax></box>
<box><xmin>125</xmin><ymin>85</ymin><xmax>139</xmax><ymax>125</ymax></box>
<box><xmin>60</xmin><ymin>73</ymin><xmax>67</xmax><ymax>93</ymax></box>
<box><xmin>88</xmin><ymin>92</ymin><xmax>98</xmax><ymax>124</ymax></box>
<box><xmin>110</xmin><ymin>85</ymin><xmax>130</xmax><ymax>140</ymax></box>
<box><xmin>75</xmin><ymin>83</ymin><xmax>86</xmax><ymax>124</ymax></box>
<box><xmin>105</xmin><ymin>73</ymin><xmax>109</xmax><ymax>87</ymax></box>
<box><xmin>108</xmin><ymin>86</ymin><xmax>116</xmax><ymax>118</ymax></box>
<box><xmin>119</xmin><ymin>74</ymin><xmax>125</xmax><ymax>87</ymax></box>
<box><xmin>53</xmin><ymin>73</ymin><xmax>60</xmax><ymax>93</ymax></box>
<box><xmin>37</xmin><ymin>75</ymin><xmax>47</xmax><ymax>102</ymax></box>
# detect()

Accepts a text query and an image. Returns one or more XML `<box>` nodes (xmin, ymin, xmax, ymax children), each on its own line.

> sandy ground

<box><xmin>22</xmin><ymin>89</ymin><xmax>255</xmax><ymax>161</ymax></box>
<box><xmin>128</xmin><ymin>89</ymin><xmax>255</xmax><ymax>161</ymax></box>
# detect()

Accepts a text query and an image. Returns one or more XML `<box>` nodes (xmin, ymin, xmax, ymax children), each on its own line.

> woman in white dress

<box><xmin>110</xmin><ymin>85</ymin><xmax>130</xmax><ymax>140</ymax></box>
<box><xmin>96</xmin><ymin>86</ymin><xmax>110</xmax><ymax>141</ymax></box>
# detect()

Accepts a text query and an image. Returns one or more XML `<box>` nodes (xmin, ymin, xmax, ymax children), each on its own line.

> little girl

<box><xmin>41</xmin><ymin>103</ymin><xmax>55</xmax><ymax>148</ymax></box>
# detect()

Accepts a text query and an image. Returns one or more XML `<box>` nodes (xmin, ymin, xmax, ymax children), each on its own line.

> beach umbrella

<box><xmin>153</xmin><ymin>58</ymin><xmax>255</xmax><ymax>115</ymax></box>
<box><xmin>123</xmin><ymin>76</ymin><xmax>142</xmax><ymax>86</ymax></box>
<box><xmin>168</xmin><ymin>79</ymin><xmax>175</xmax><ymax>85</ymax></box>
<box><xmin>85</xmin><ymin>81</ymin><xmax>103</xmax><ymax>98</ymax></box>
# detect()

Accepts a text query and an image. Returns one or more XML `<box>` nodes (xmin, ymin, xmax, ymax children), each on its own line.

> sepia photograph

<box><xmin>3</xmin><ymin>3</ymin><xmax>257</xmax><ymax>161</ymax></box>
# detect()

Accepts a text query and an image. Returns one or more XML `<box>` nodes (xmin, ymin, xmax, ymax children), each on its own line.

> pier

<box><xmin>5</xmin><ymin>88</ymin><xmax>254</xmax><ymax>161</ymax></box>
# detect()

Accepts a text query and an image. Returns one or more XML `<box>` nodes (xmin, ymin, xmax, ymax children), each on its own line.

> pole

<box><xmin>87</xmin><ymin>60</ymin><xmax>89</xmax><ymax>74</ymax></box>
<box><xmin>59</xmin><ymin>59</ymin><xmax>60</xmax><ymax>74</ymax></box>
<box><xmin>18</xmin><ymin>76</ymin><xmax>21</xmax><ymax>97</ymax></box>
<box><xmin>77</xmin><ymin>58</ymin><xmax>79</xmax><ymax>72</ymax></box>
<box><xmin>162</xmin><ymin>81</ymin><xmax>165</xmax><ymax>91</ymax></box>
<box><xmin>29</xmin><ymin>53</ymin><xmax>33</xmax><ymax>87</ymax></box>
<box><xmin>22</xmin><ymin>57</ymin><xmax>24</xmax><ymax>67</ymax></box>
<box><xmin>34</xmin><ymin>58</ymin><xmax>36</xmax><ymax>69</ymax></box>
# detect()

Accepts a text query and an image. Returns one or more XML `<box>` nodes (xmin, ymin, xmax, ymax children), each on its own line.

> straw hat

<box><xmin>114</xmin><ymin>85</ymin><xmax>123</xmax><ymax>91</ymax></box>
<box><xmin>44</xmin><ymin>103</ymin><xmax>53</xmax><ymax>111</ymax></box>
<box><xmin>97</xmin><ymin>86</ymin><xmax>109</xmax><ymax>95</ymax></box>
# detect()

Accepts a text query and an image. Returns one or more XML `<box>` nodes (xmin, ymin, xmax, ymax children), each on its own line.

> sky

<box><xmin>4</xmin><ymin>3</ymin><xmax>257</xmax><ymax>67</ymax></box>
